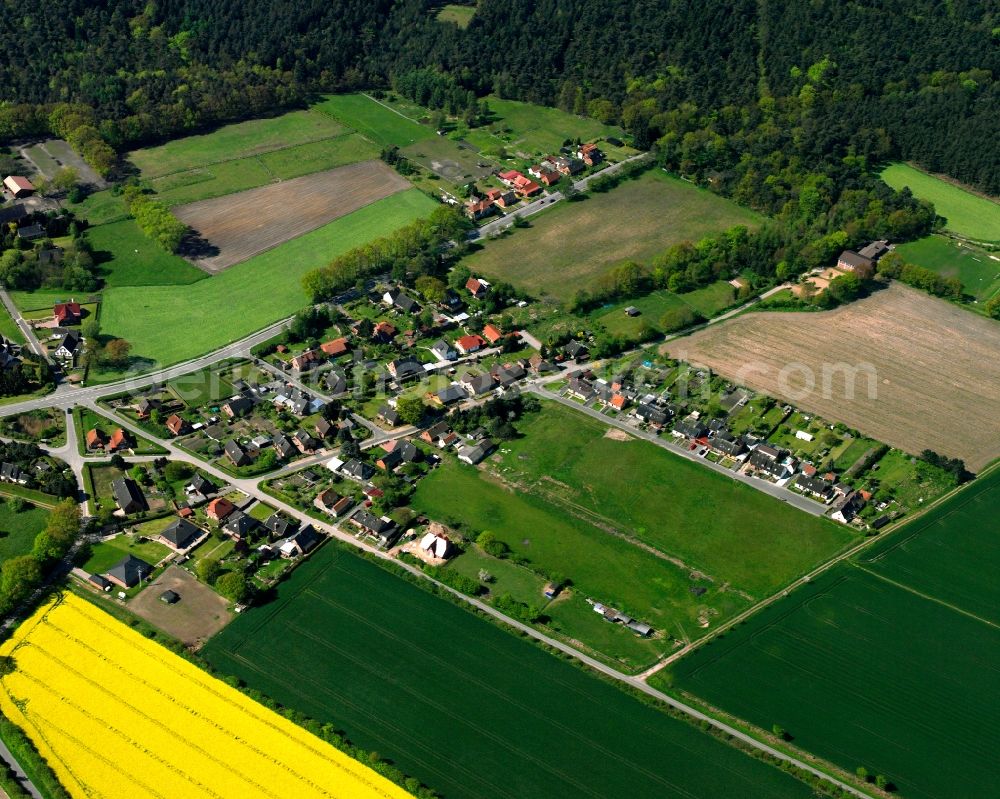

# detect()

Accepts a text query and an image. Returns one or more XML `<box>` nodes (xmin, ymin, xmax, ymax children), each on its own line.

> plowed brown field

<box><xmin>665</xmin><ymin>284</ymin><xmax>1000</xmax><ymax>470</ymax></box>
<box><xmin>173</xmin><ymin>160</ymin><xmax>411</xmax><ymax>271</ymax></box>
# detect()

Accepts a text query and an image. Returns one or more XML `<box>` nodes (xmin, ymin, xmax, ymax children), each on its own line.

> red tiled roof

<box><xmin>4</xmin><ymin>176</ymin><xmax>33</xmax><ymax>192</ymax></box>
<box><xmin>482</xmin><ymin>324</ymin><xmax>503</xmax><ymax>343</ymax></box>
<box><xmin>108</xmin><ymin>429</ymin><xmax>129</xmax><ymax>450</ymax></box>
<box><xmin>320</xmin><ymin>338</ymin><xmax>349</xmax><ymax>356</ymax></box>
<box><xmin>207</xmin><ymin>497</ymin><xmax>235</xmax><ymax>520</ymax></box>
<box><xmin>85</xmin><ymin>429</ymin><xmax>104</xmax><ymax>448</ymax></box>
<box><xmin>166</xmin><ymin>414</ymin><xmax>185</xmax><ymax>435</ymax></box>
<box><xmin>53</xmin><ymin>302</ymin><xmax>81</xmax><ymax>323</ymax></box>
<box><xmin>456</xmin><ymin>334</ymin><xmax>486</xmax><ymax>352</ymax></box>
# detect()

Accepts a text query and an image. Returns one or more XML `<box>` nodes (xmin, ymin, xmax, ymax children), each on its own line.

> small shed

<box><xmin>159</xmin><ymin>590</ymin><xmax>180</xmax><ymax>604</ymax></box>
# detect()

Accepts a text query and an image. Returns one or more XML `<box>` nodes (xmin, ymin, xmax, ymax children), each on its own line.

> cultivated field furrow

<box><xmin>665</xmin><ymin>284</ymin><xmax>1000</xmax><ymax>470</ymax></box>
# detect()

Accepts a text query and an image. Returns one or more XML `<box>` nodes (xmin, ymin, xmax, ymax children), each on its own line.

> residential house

<box><xmin>53</xmin><ymin>302</ymin><xmax>81</xmax><ymax>326</ymax></box>
<box><xmin>107</xmin><ymin>429</ymin><xmax>132</xmax><ymax>452</ymax></box>
<box><xmin>430</xmin><ymin>339</ymin><xmax>457</xmax><ymax>361</ymax></box>
<box><xmin>528</xmin><ymin>165</ymin><xmax>559</xmax><ymax>186</ymax></box>
<box><xmin>314</xmin><ymin>489</ymin><xmax>354</xmax><ymax>517</ymax></box>
<box><xmin>0</xmin><ymin>463</ymin><xmax>26</xmax><ymax>484</ymax></box>
<box><xmin>132</xmin><ymin>398</ymin><xmax>156</xmax><ymax>419</ymax></box>
<box><xmin>105</xmin><ymin>555</ymin><xmax>153</xmax><ymax>589</ymax></box>
<box><xmin>222</xmin><ymin>397</ymin><xmax>253</xmax><ymax>418</ymax></box>
<box><xmin>460</xmin><ymin>371</ymin><xmax>497</xmax><ymax>396</ymax></box>
<box><xmin>3</xmin><ymin>176</ymin><xmax>34</xmax><ymax>197</ymax></box>
<box><xmin>377</xmin><ymin>405</ymin><xmax>400</xmax><ymax>427</ymax></box>
<box><xmin>577</xmin><ymin>143</ymin><xmax>604</xmax><ymax>166</ymax></box>
<box><xmin>372</xmin><ymin>321</ymin><xmax>397</xmax><ymax>342</ymax></box>
<box><xmin>528</xmin><ymin>353</ymin><xmax>558</xmax><ymax>374</ymax></box>
<box><xmin>456</xmin><ymin>334</ymin><xmax>487</xmax><ymax>355</ymax></box>
<box><xmin>458</xmin><ymin>438</ymin><xmax>495</xmax><ymax>465</ymax></box>
<box><xmin>858</xmin><ymin>240</ymin><xmax>890</xmax><ymax>262</ymax></box>
<box><xmin>293</xmin><ymin>429</ymin><xmax>319</xmax><ymax>454</ymax></box>
<box><xmin>111</xmin><ymin>477</ymin><xmax>146</xmax><ymax>515</ymax></box>
<box><xmin>465</xmin><ymin>198</ymin><xmax>495</xmax><ymax>220</ymax></box>
<box><xmin>830</xmin><ymin>491</ymin><xmax>865</xmax><ymax>524</ymax></box>
<box><xmin>320</xmin><ymin>337</ymin><xmax>350</xmax><ymax>358</ymax></box>
<box><xmin>223</xmin><ymin>510</ymin><xmax>259</xmax><ymax>542</ymax></box>
<box><xmin>188</xmin><ymin>474</ymin><xmax>215</xmax><ymax>496</ymax></box>
<box><xmin>609</xmin><ymin>393</ymin><xmax>628</xmax><ymax>411</ymax></box>
<box><xmin>279</xmin><ymin>525</ymin><xmax>321</xmax><ymax>558</ymax></box>
<box><xmin>634</xmin><ymin>403</ymin><xmax>668</xmax><ymax>428</ymax></box>
<box><xmin>16</xmin><ymin>224</ymin><xmax>45</xmax><ymax>241</ymax></box>
<box><xmin>746</xmin><ymin>444</ymin><xmax>793</xmax><ymax>479</ymax></box>
<box><xmin>263</xmin><ymin>512</ymin><xmax>298</xmax><ymax>540</ymax></box>
<box><xmin>435</xmin><ymin>383</ymin><xmax>466</xmax><ymax>406</ymax></box>
<box><xmin>485</xmin><ymin>187</ymin><xmax>518</xmax><ymax>207</ymax></box>
<box><xmin>672</xmin><ymin>417</ymin><xmax>707</xmax><ymax>440</ymax></box>
<box><xmin>165</xmin><ymin>414</ymin><xmax>189</xmax><ymax>436</ymax></box>
<box><xmin>225</xmin><ymin>440</ymin><xmax>250</xmax><ymax>467</ymax></box>
<box><xmin>383</xmin><ymin>288</ymin><xmax>420</xmax><ymax>314</ymax></box>
<box><xmin>550</xmin><ymin>155</ymin><xmax>584</xmax><ymax>175</ymax></box>
<box><xmin>482</xmin><ymin>324</ymin><xmax>504</xmax><ymax>344</ymax></box>
<box><xmin>325</xmin><ymin>369</ymin><xmax>348</xmax><ymax>395</ymax></box>
<box><xmin>85</xmin><ymin>429</ymin><xmax>105</xmax><ymax>450</ymax></box>
<box><xmin>272</xmin><ymin>433</ymin><xmax>296</xmax><ymax>460</ymax></box>
<box><xmin>388</xmin><ymin>356</ymin><xmax>425</xmax><ymax>382</ymax></box>
<box><xmin>563</xmin><ymin>340</ymin><xmax>589</xmax><ymax>362</ymax></box>
<box><xmin>836</xmin><ymin>250</ymin><xmax>875</xmax><ymax>277</ymax></box>
<box><xmin>341</xmin><ymin>459</ymin><xmax>375</xmax><ymax>482</ymax></box>
<box><xmin>491</xmin><ymin>361</ymin><xmax>526</xmax><ymax>388</ymax></box>
<box><xmin>421</xmin><ymin>422</ymin><xmax>452</xmax><ymax>446</ymax></box>
<box><xmin>350</xmin><ymin>510</ymin><xmax>397</xmax><ymax>547</ymax></box>
<box><xmin>206</xmin><ymin>497</ymin><xmax>235</xmax><ymax>522</ymax></box>
<box><xmin>158</xmin><ymin>519</ymin><xmax>205</xmax><ymax>552</ymax></box>
<box><xmin>383</xmin><ymin>439</ymin><xmax>419</xmax><ymax>463</ymax></box>
<box><xmin>566</xmin><ymin>377</ymin><xmax>596</xmax><ymax>402</ymax></box>
<box><xmin>315</xmin><ymin>417</ymin><xmax>334</xmax><ymax>440</ymax></box>
<box><xmin>465</xmin><ymin>277</ymin><xmax>490</xmax><ymax>298</ymax></box>
<box><xmin>710</xmin><ymin>431</ymin><xmax>745</xmax><ymax>458</ymax></box>
<box><xmin>53</xmin><ymin>330</ymin><xmax>81</xmax><ymax>363</ymax></box>
<box><xmin>376</xmin><ymin>448</ymin><xmax>403</xmax><ymax>472</ymax></box>
<box><xmin>795</xmin><ymin>474</ymin><xmax>834</xmax><ymax>502</ymax></box>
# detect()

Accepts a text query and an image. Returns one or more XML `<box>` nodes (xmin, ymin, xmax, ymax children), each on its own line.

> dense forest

<box><xmin>0</xmin><ymin>0</ymin><xmax>995</xmax><ymax>193</ymax></box>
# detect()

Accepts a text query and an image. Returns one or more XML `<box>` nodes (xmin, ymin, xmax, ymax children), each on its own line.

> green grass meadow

<box><xmin>895</xmin><ymin>234</ymin><xmax>1000</xmax><ymax>301</ymax></box>
<box><xmin>413</xmin><ymin>403</ymin><xmax>851</xmax><ymax>642</ymax></box>
<box><xmin>465</xmin><ymin>171</ymin><xmax>762</xmax><ymax>301</ymax></box>
<box><xmin>436</xmin><ymin>4</ymin><xmax>476</xmax><ymax>27</ymax></box>
<box><xmin>484</xmin><ymin>96</ymin><xmax>624</xmax><ymax>155</ymax></box>
<box><xmin>668</xmin><ymin>468</ymin><xmax>1000</xmax><ymax>799</ymax></box>
<box><xmin>127</xmin><ymin>110</ymin><xmax>348</xmax><ymax>178</ymax></box>
<box><xmin>0</xmin><ymin>504</ymin><xmax>49</xmax><ymax>565</ymax></box>
<box><xmin>87</xmin><ymin>219</ymin><xmax>207</xmax><ymax>286</ymax></box>
<box><xmin>203</xmin><ymin>545</ymin><xmax>815</xmax><ymax>799</ymax></box>
<box><xmin>881</xmin><ymin>162</ymin><xmax>1000</xmax><ymax>242</ymax></box>
<box><xmin>594</xmin><ymin>282</ymin><xmax>736</xmax><ymax>337</ymax></box>
<box><xmin>97</xmin><ymin>189</ymin><xmax>436</xmax><ymax>368</ymax></box>
<box><xmin>315</xmin><ymin>94</ymin><xmax>435</xmax><ymax>148</ymax></box>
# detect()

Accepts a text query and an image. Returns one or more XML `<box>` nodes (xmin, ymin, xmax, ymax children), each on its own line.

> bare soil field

<box><xmin>173</xmin><ymin>160</ymin><xmax>411</xmax><ymax>271</ymax></box>
<box><xmin>665</xmin><ymin>283</ymin><xmax>1000</xmax><ymax>471</ymax></box>
<box><xmin>129</xmin><ymin>565</ymin><xmax>233</xmax><ymax>647</ymax></box>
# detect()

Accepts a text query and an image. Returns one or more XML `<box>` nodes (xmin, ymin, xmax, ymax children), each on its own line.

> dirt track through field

<box><xmin>173</xmin><ymin>160</ymin><xmax>411</xmax><ymax>271</ymax></box>
<box><xmin>664</xmin><ymin>283</ymin><xmax>1000</xmax><ymax>471</ymax></box>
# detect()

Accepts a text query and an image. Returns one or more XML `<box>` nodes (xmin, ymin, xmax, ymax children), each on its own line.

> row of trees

<box><xmin>876</xmin><ymin>252</ymin><xmax>963</xmax><ymax>300</ymax></box>
<box><xmin>122</xmin><ymin>187</ymin><xmax>187</xmax><ymax>252</ymax></box>
<box><xmin>301</xmin><ymin>206</ymin><xmax>470</xmax><ymax>301</ymax></box>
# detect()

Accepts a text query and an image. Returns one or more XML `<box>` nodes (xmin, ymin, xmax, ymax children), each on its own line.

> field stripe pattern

<box><xmin>0</xmin><ymin>594</ymin><xmax>411</xmax><ymax>799</ymax></box>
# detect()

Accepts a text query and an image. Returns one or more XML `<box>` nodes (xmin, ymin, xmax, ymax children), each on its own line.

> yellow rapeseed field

<box><xmin>0</xmin><ymin>594</ymin><xmax>413</xmax><ymax>799</ymax></box>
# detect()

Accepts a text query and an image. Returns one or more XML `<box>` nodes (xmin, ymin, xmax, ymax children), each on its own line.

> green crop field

<box><xmin>0</xmin><ymin>504</ymin><xmax>49</xmax><ymax>565</ymax></box>
<box><xmin>881</xmin><ymin>163</ymin><xmax>1000</xmax><ymax>242</ymax></box>
<box><xmin>127</xmin><ymin>110</ymin><xmax>348</xmax><ymax>178</ymax></box>
<box><xmin>93</xmin><ymin>189</ymin><xmax>435</xmax><ymax>370</ymax></box>
<box><xmin>895</xmin><ymin>234</ymin><xmax>1000</xmax><ymax>301</ymax></box>
<box><xmin>413</xmin><ymin>403</ymin><xmax>851</xmax><ymax>643</ymax></box>
<box><xmin>202</xmin><ymin>545</ymin><xmax>814</xmax><ymax>799</ymax></box>
<box><xmin>87</xmin><ymin>219</ymin><xmax>207</xmax><ymax>287</ymax></box>
<box><xmin>315</xmin><ymin>94</ymin><xmax>435</xmax><ymax>148</ymax></box>
<box><xmin>146</xmin><ymin>132</ymin><xmax>381</xmax><ymax>206</ymax></box>
<box><xmin>465</xmin><ymin>171</ymin><xmax>762</xmax><ymax>301</ymax></box>
<box><xmin>668</xmin><ymin>468</ymin><xmax>1000</xmax><ymax>799</ymax></box>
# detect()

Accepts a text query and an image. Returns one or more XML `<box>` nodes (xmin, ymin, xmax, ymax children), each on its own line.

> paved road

<box><xmin>0</xmin><ymin>289</ymin><xmax>48</xmax><ymax>361</ymax></box>
<box><xmin>0</xmin><ymin>737</ymin><xmax>42</xmax><ymax>799</ymax></box>
<box><xmin>473</xmin><ymin>153</ymin><xmax>650</xmax><ymax>238</ymax></box>
<box><xmin>525</xmin><ymin>384</ymin><xmax>828</xmax><ymax>517</ymax></box>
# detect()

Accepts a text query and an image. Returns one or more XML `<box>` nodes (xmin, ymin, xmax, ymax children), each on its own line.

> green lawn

<box><xmin>0</xmin><ymin>504</ymin><xmax>49</xmax><ymax>565</ymax></box>
<box><xmin>65</xmin><ymin>190</ymin><xmax>128</xmax><ymax>225</ymax></box>
<box><xmin>483</xmin><ymin>96</ymin><xmax>625</xmax><ymax>156</ymax></box>
<box><xmin>0</xmin><ymin>304</ymin><xmax>24</xmax><ymax>344</ymax></box>
<box><xmin>895</xmin><ymin>234</ymin><xmax>1000</xmax><ymax>301</ymax></box>
<box><xmin>94</xmin><ymin>189</ymin><xmax>436</xmax><ymax>371</ymax></box>
<box><xmin>862</xmin><ymin>448</ymin><xmax>957</xmax><ymax>512</ymax></box>
<box><xmin>87</xmin><ymin>219</ymin><xmax>207</xmax><ymax>287</ymax></box>
<box><xmin>80</xmin><ymin>534</ymin><xmax>171</xmax><ymax>574</ymax></box>
<box><xmin>465</xmin><ymin>171</ymin><xmax>763</xmax><ymax>301</ymax></box>
<box><xmin>413</xmin><ymin>404</ymin><xmax>852</xmax><ymax>643</ymax></box>
<box><xmin>315</xmin><ymin>94</ymin><xmax>435</xmax><ymax>148</ymax></box>
<box><xmin>127</xmin><ymin>110</ymin><xmax>348</xmax><ymax>178</ymax></box>
<box><xmin>203</xmin><ymin>545</ymin><xmax>815</xmax><ymax>799</ymax></box>
<box><xmin>881</xmin><ymin>162</ymin><xmax>1000</xmax><ymax>242</ymax></box>
<box><xmin>165</xmin><ymin>366</ymin><xmax>235</xmax><ymax>408</ymax></box>
<box><xmin>74</xmin><ymin>408</ymin><xmax>167</xmax><ymax>455</ymax></box>
<box><xmin>594</xmin><ymin>282</ymin><xmax>736</xmax><ymax>338</ymax></box>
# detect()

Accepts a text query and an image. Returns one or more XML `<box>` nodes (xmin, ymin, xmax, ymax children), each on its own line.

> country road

<box><xmin>0</xmin><ymin>288</ymin><xmax>48</xmax><ymax>361</ymax></box>
<box><xmin>472</xmin><ymin>152</ymin><xmax>650</xmax><ymax>238</ymax></box>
